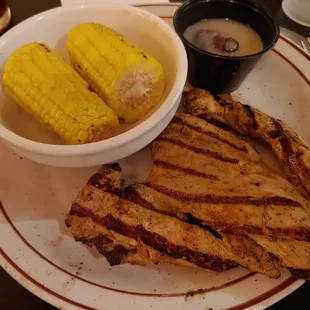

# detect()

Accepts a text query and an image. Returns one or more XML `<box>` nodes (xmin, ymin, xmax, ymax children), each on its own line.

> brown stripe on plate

<box><xmin>156</xmin><ymin>137</ymin><xmax>239</xmax><ymax>164</ymax></box>
<box><xmin>146</xmin><ymin>183</ymin><xmax>302</xmax><ymax>207</ymax></box>
<box><xmin>226</xmin><ymin>277</ymin><xmax>297</xmax><ymax>310</ymax></box>
<box><xmin>279</xmin><ymin>34</ymin><xmax>310</xmax><ymax>62</ymax></box>
<box><xmin>0</xmin><ymin>248</ymin><xmax>97</xmax><ymax>310</ymax></box>
<box><xmin>272</xmin><ymin>49</ymin><xmax>310</xmax><ymax>87</ymax></box>
<box><xmin>172</xmin><ymin>116</ymin><xmax>248</xmax><ymax>153</ymax></box>
<box><xmin>0</xmin><ymin>200</ymin><xmax>256</xmax><ymax>297</ymax></box>
<box><xmin>154</xmin><ymin>160</ymin><xmax>219</xmax><ymax>180</ymax></box>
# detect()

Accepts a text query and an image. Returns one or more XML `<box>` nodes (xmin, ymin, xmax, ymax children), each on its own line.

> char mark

<box><xmin>156</xmin><ymin>137</ymin><xmax>239</xmax><ymax>164</ymax></box>
<box><xmin>269</xmin><ymin>227</ymin><xmax>310</xmax><ymax>242</ymax></box>
<box><xmin>172</xmin><ymin>116</ymin><xmax>248</xmax><ymax>153</ymax></box>
<box><xmin>154</xmin><ymin>160</ymin><xmax>219</xmax><ymax>181</ymax></box>
<box><xmin>269</xmin><ymin>119</ymin><xmax>294</xmax><ymax>157</ymax></box>
<box><xmin>243</xmin><ymin>105</ymin><xmax>258</xmax><ymax>130</ymax></box>
<box><xmin>75</xmin><ymin>234</ymin><xmax>135</xmax><ymax>266</ymax></box>
<box><xmin>104</xmin><ymin>163</ymin><xmax>122</xmax><ymax>171</ymax></box>
<box><xmin>268</xmin><ymin>118</ymin><xmax>283</xmax><ymax>139</ymax></box>
<box><xmin>145</xmin><ymin>183</ymin><xmax>302</xmax><ymax>207</ymax></box>
<box><xmin>204</xmin><ymin>118</ymin><xmax>236</xmax><ymax>133</ymax></box>
<box><xmin>184</xmin><ymin>213</ymin><xmax>223</xmax><ymax>239</ymax></box>
<box><xmin>121</xmin><ymin>186</ymin><xmax>173</xmax><ymax>217</ymax></box>
<box><xmin>121</xmin><ymin>187</ymin><xmax>261</xmax><ymax>238</ymax></box>
<box><xmin>88</xmin><ymin>173</ymin><xmax>108</xmax><ymax>189</ymax></box>
<box><xmin>70</xmin><ymin>204</ymin><xmax>236</xmax><ymax>271</ymax></box>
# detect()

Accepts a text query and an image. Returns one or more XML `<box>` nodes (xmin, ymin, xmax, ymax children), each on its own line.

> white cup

<box><xmin>282</xmin><ymin>0</ymin><xmax>310</xmax><ymax>27</ymax></box>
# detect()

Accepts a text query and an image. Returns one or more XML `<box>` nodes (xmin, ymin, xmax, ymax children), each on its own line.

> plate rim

<box><xmin>0</xmin><ymin>2</ymin><xmax>308</xmax><ymax>310</ymax></box>
<box><xmin>0</xmin><ymin>192</ymin><xmax>306</xmax><ymax>310</ymax></box>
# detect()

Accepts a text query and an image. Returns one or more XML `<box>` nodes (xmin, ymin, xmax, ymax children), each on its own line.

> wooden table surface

<box><xmin>1</xmin><ymin>0</ymin><xmax>309</xmax><ymax>309</ymax></box>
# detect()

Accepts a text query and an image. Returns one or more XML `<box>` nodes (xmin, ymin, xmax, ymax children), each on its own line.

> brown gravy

<box><xmin>184</xmin><ymin>19</ymin><xmax>264</xmax><ymax>57</ymax></box>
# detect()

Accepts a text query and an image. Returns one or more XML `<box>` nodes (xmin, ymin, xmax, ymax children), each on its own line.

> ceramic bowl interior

<box><xmin>0</xmin><ymin>3</ymin><xmax>186</xmax><ymax>152</ymax></box>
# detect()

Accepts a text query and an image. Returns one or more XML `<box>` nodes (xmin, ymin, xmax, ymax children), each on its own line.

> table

<box><xmin>1</xmin><ymin>0</ymin><xmax>309</xmax><ymax>309</ymax></box>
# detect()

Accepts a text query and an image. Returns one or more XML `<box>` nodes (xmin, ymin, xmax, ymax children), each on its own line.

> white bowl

<box><xmin>0</xmin><ymin>3</ymin><xmax>187</xmax><ymax>167</ymax></box>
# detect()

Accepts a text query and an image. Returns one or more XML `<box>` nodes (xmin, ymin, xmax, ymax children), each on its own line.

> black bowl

<box><xmin>174</xmin><ymin>0</ymin><xmax>280</xmax><ymax>94</ymax></box>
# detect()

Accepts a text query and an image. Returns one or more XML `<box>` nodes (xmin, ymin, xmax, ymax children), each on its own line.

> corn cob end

<box><xmin>87</xmin><ymin>123</ymin><xmax>118</xmax><ymax>143</ymax></box>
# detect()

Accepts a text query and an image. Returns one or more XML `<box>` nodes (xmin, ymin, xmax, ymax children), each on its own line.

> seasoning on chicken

<box><xmin>66</xmin><ymin>111</ymin><xmax>310</xmax><ymax>279</ymax></box>
<box><xmin>183</xmin><ymin>88</ymin><xmax>310</xmax><ymax>200</ymax></box>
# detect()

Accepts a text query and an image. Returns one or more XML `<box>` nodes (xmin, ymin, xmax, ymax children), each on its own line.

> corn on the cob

<box><xmin>3</xmin><ymin>42</ymin><xmax>119</xmax><ymax>144</ymax></box>
<box><xmin>66</xmin><ymin>22</ymin><xmax>165</xmax><ymax>123</ymax></box>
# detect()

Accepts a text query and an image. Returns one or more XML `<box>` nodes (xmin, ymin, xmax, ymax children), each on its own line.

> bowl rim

<box><xmin>173</xmin><ymin>0</ymin><xmax>280</xmax><ymax>60</ymax></box>
<box><xmin>0</xmin><ymin>2</ymin><xmax>188</xmax><ymax>156</ymax></box>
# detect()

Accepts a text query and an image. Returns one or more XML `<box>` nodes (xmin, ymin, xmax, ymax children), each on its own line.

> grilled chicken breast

<box><xmin>144</xmin><ymin>113</ymin><xmax>310</xmax><ymax>242</ymax></box>
<box><xmin>66</xmin><ymin>164</ymin><xmax>279</xmax><ymax>277</ymax></box>
<box><xmin>183</xmin><ymin>88</ymin><xmax>310</xmax><ymax>200</ymax></box>
<box><xmin>66</xmin><ymin>104</ymin><xmax>310</xmax><ymax>279</ymax></box>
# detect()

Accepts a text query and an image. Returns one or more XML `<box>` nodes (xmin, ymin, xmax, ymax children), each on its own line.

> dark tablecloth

<box><xmin>1</xmin><ymin>0</ymin><xmax>309</xmax><ymax>309</ymax></box>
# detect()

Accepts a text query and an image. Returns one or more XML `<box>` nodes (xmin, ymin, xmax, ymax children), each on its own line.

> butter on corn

<box><xmin>3</xmin><ymin>42</ymin><xmax>119</xmax><ymax>144</ymax></box>
<box><xmin>66</xmin><ymin>22</ymin><xmax>165</xmax><ymax>123</ymax></box>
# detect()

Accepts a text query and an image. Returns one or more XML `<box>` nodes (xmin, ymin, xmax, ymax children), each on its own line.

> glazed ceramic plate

<box><xmin>1</xmin><ymin>3</ymin><xmax>309</xmax><ymax>310</ymax></box>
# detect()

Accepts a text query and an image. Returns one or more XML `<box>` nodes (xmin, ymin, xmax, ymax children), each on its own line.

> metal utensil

<box><xmin>280</xmin><ymin>27</ymin><xmax>310</xmax><ymax>54</ymax></box>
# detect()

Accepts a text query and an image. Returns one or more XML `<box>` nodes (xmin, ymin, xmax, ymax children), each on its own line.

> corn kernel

<box><xmin>3</xmin><ymin>42</ymin><xmax>119</xmax><ymax>144</ymax></box>
<box><xmin>67</xmin><ymin>23</ymin><xmax>165</xmax><ymax>123</ymax></box>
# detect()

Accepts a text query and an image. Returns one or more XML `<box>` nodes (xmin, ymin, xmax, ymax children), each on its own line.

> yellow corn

<box><xmin>3</xmin><ymin>42</ymin><xmax>119</xmax><ymax>144</ymax></box>
<box><xmin>66</xmin><ymin>22</ymin><xmax>165</xmax><ymax>123</ymax></box>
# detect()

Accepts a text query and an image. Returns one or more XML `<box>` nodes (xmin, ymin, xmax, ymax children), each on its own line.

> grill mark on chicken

<box><xmin>154</xmin><ymin>160</ymin><xmax>219</xmax><ymax>181</ymax></box>
<box><xmin>146</xmin><ymin>183</ymin><xmax>302</xmax><ymax>208</ymax></box>
<box><xmin>268</xmin><ymin>119</ymin><xmax>308</xmax><ymax>195</ymax></box>
<box><xmin>74</xmin><ymin>234</ymin><xmax>135</xmax><ymax>266</ymax></box>
<box><xmin>122</xmin><ymin>186</ymin><xmax>224</xmax><ymax>239</ymax></box>
<box><xmin>272</xmin><ymin>120</ymin><xmax>294</xmax><ymax>158</ymax></box>
<box><xmin>183</xmin><ymin>88</ymin><xmax>310</xmax><ymax>198</ymax></box>
<box><xmin>123</xmin><ymin>185</ymin><xmax>264</xmax><ymax>236</ymax></box>
<box><xmin>269</xmin><ymin>227</ymin><xmax>310</xmax><ymax>242</ymax></box>
<box><xmin>243</xmin><ymin>105</ymin><xmax>258</xmax><ymax>130</ymax></box>
<box><xmin>183</xmin><ymin>212</ymin><xmax>223</xmax><ymax>239</ymax></box>
<box><xmin>70</xmin><ymin>204</ymin><xmax>236</xmax><ymax>271</ymax></box>
<box><xmin>172</xmin><ymin>116</ymin><xmax>248</xmax><ymax>153</ymax></box>
<box><xmin>206</xmin><ymin>118</ymin><xmax>236</xmax><ymax>133</ymax></box>
<box><xmin>66</xmin><ymin>108</ymin><xmax>310</xmax><ymax>279</ymax></box>
<box><xmin>78</xmin><ymin>179</ymin><xmax>265</xmax><ymax>243</ymax></box>
<box><xmin>120</xmin><ymin>186</ymin><xmax>281</xmax><ymax>276</ymax></box>
<box><xmin>213</xmin><ymin>222</ymin><xmax>264</xmax><ymax>235</ymax></box>
<box><xmin>121</xmin><ymin>186</ymin><xmax>175</xmax><ymax>217</ymax></box>
<box><xmin>268</xmin><ymin>118</ymin><xmax>283</xmax><ymax>139</ymax></box>
<box><xmin>156</xmin><ymin>137</ymin><xmax>239</xmax><ymax>164</ymax></box>
<box><xmin>88</xmin><ymin>173</ymin><xmax>112</xmax><ymax>189</ymax></box>
<box><xmin>135</xmin><ymin>184</ymin><xmax>307</xmax><ymax>238</ymax></box>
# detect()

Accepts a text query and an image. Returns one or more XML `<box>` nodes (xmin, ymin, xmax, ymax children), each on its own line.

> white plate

<box><xmin>0</xmin><ymin>3</ymin><xmax>309</xmax><ymax>310</ymax></box>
